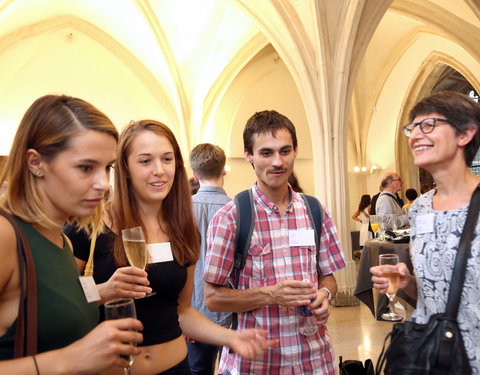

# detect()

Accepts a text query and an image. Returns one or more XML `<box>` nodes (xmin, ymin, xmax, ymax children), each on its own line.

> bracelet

<box><xmin>319</xmin><ymin>287</ymin><xmax>332</xmax><ymax>302</ymax></box>
<box><xmin>32</xmin><ymin>355</ymin><xmax>40</xmax><ymax>375</ymax></box>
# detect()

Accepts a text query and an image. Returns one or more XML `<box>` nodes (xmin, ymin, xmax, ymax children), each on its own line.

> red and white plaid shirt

<box><xmin>203</xmin><ymin>184</ymin><xmax>346</xmax><ymax>374</ymax></box>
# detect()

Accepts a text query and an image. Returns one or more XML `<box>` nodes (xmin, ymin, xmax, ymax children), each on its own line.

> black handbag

<box><xmin>340</xmin><ymin>356</ymin><xmax>374</xmax><ymax>375</ymax></box>
<box><xmin>376</xmin><ymin>185</ymin><xmax>480</xmax><ymax>375</ymax></box>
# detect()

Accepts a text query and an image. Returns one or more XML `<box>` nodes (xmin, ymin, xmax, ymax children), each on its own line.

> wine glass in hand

<box><xmin>121</xmin><ymin>226</ymin><xmax>155</xmax><ymax>297</ymax></box>
<box><xmin>379</xmin><ymin>254</ymin><xmax>402</xmax><ymax>321</ymax></box>
<box><xmin>104</xmin><ymin>298</ymin><xmax>137</xmax><ymax>375</ymax></box>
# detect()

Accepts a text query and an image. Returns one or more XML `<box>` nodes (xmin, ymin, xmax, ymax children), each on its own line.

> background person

<box><xmin>0</xmin><ymin>95</ymin><xmax>142</xmax><ymax>374</ymax></box>
<box><xmin>352</xmin><ymin>194</ymin><xmax>372</xmax><ymax>247</ymax></box>
<box><xmin>402</xmin><ymin>188</ymin><xmax>418</xmax><ymax>215</ymax></box>
<box><xmin>371</xmin><ymin>91</ymin><xmax>480</xmax><ymax>372</ymax></box>
<box><xmin>375</xmin><ymin>172</ymin><xmax>409</xmax><ymax>228</ymax></box>
<box><xmin>187</xmin><ymin>143</ymin><xmax>231</xmax><ymax>375</ymax></box>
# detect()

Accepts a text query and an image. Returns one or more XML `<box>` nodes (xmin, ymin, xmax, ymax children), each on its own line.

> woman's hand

<box><xmin>60</xmin><ymin>318</ymin><xmax>143</xmax><ymax>374</ymax></box>
<box><xmin>228</xmin><ymin>329</ymin><xmax>277</xmax><ymax>360</ymax></box>
<box><xmin>370</xmin><ymin>262</ymin><xmax>411</xmax><ymax>293</ymax></box>
<box><xmin>97</xmin><ymin>266</ymin><xmax>152</xmax><ymax>303</ymax></box>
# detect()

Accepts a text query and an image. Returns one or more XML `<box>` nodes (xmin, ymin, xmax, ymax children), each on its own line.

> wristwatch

<box><xmin>319</xmin><ymin>287</ymin><xmax>332</xmax><ymax>302</ymax></box>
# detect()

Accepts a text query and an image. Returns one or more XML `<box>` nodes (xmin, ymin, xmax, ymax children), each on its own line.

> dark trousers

<box><xmin>187</xmin><ymin>341</ymin><xmax>222</xmax><ymax>375</ymax></box>
<box><xmin>157</xmin><ymin>357</ymin><xmax>191</xmax><ymax>375</ymax></box>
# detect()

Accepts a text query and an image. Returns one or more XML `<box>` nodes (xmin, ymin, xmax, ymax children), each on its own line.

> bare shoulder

<box><xmin>0</xmin><ymin>216</ymin><xmax>18</xmax><ymax>290</ymax></box>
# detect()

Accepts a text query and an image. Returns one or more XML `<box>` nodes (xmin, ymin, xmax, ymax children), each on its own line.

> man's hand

<box><xmin>268</xmin><ymin>279</ymin><xmax>317</xmax><ymax>307</ymax></box>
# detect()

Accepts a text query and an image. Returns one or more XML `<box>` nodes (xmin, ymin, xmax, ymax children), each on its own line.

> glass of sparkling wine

<box><xmin>379</xmin><ymin>253</ymin><xmax>402</xmax><ymax>321</ymax></box>
<box><xmin>104</xmin><ymin>298</ymin><xmax>137</xmax><ymax>375</ymax></box>
<box><xmin>122</xmin><ymin>226</ymin><xmax>155</xmax><ymax>298</ymax></box>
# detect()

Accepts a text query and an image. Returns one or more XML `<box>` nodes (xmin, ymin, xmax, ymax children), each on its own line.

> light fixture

<box><xmin>353</xmin><ymin>164</ymin><xmax>381</xmax><ymax>174</ymax></box>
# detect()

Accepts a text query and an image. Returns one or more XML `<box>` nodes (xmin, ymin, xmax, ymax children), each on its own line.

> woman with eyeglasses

<box><xmin>371</xmin><ymin>91</ymin><xmax>480</xmax><ymax>372</ymax></box>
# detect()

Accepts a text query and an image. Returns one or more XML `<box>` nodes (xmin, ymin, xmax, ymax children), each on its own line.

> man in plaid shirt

<box><xmin>203</xmin><ymin>110</ymin><xmax>346</xmax><ymax>374</ymax></box>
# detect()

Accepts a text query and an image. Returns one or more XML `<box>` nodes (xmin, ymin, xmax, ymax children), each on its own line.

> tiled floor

<box><xmin>328</xmin><ymin>303</ymin><xmax>394</xmax><ymax>372</ymax></box>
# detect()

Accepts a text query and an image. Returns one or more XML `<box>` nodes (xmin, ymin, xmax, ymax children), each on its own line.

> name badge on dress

<box><xmin>289</xmin><ymin>229</ymin><xmax>315</xmax><ymax>246</ymax></box>
<box><xmin>416</xmin><ymin>213</ymin><xmax>435</xmax><ymax>234</ymax></box>
<box><xmin>147</xmin><ymin>242</ymin><xmax>174</xmax><ymax>263</ymax></box>
<box><xmin>79</xmin><ymin>276</ymin><xmax>101</xmax><ymax>303</ymax></box>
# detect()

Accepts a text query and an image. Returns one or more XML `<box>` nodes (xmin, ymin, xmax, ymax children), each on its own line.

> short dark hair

<box><xmin>405</xmin><ymin>188</ymin><xmax>418</xmax><ymax>201</ymax></box>
<box><xmin>409</xmin><ymin>91</ymin><xmax>480</xmax><ymax>166</ymax></box>
<box><xmin>189</xmin><ymin>143</ymin><xmax>226</xmax><ymax>180</ymax></box>
<box><xmin>243</xmin><ymin>110</ymin><xmax>298</xmax><ymax>155</ymax></box>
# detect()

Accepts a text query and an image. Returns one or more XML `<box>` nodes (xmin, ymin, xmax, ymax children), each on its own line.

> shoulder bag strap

<box><xmin>0</xmin><ymin>210</ymin><xmax>38</xmax><ymax>357</ymax></box>
<box><xmin>445</xmin><ymin>184</ymin><xmax>480</xmax><ymax>318</ymax></box>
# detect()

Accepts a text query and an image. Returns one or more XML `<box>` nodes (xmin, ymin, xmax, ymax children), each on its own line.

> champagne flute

<box><xmin>121</xmin><ymin>226</ymin><xmax>155</xmax><ymax>298</ymax></box>
<box><xmin>370</xmin><ymin>215</ymin><xmax>381</xmax><ymax>242</ymax></box>
<box><xmin>379</xmin><ymin>254</ymin><xmax>402</xmax><ymax>321</ymax></box>
<box><xmin>104</xmin><ymin>298</ymin><xmax>137</xmax><ymax>375</ymax></box>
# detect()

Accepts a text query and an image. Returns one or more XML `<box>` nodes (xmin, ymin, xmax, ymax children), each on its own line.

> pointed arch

<box><xmin>396</xmin><ymin>53</ymin><xmax>480</xmax><ymax>190</ymax></box>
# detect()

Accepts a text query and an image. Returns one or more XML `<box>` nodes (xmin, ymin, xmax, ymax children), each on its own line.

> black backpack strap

<box><xmin>301</xmin><ymin>194</ymin><xmax>323</xmax><ymax>278</ymax></box>
<box><xmin>231</xmin><ymin>189</ymin><xmax>254</xmax><ymax>330</ymax></box>
<box><xmin>233</xmin><ymin>189</ymin><xmax>254</xmax><ymax>285</ymax></box>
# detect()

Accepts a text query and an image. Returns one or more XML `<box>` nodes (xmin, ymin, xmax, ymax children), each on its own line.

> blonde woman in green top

<box><xmin>0</xmin><ymin>95</ymin><xmax>143</xmax><ymax>374</ymax></box>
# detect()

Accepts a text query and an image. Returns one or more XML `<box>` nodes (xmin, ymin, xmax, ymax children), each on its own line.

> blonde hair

<box><xmin>0</xmin><ymin>95</ymin><xmax>118</xmax><ymax>233</ymax></box>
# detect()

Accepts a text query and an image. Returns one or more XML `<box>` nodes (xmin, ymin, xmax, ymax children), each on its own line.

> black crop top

<box><xmin>65</xmin><ymin>225</ymin><xmax>187</xmax><ymax>346</ymax></box>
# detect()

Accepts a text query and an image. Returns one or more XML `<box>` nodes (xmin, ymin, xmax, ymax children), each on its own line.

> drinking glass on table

<box><xmin>121</xmin><ymin>226</ymin><xmax>155</xmax><ymax>298</ymax></box>
<box><xmin>390</xmin><ymin>214</ymin><xmax>399</xmax><ymax>233</ymax></box>
<box><xmin>377</xmin><ymin>214</ymin><xmax>389</xmax><ymax>242</ymax></box>
<box><xmin>379</xmin><ymin>254</ymin><xmax>402</xmax><ymax>321</ymax></box>
<box><xmin>104</xmin><ymin>298</ymin><xmax>137</xmax><ymax>375</ymax></box>
<box><xmin>370</xmin><ymin>215</ymin><xmax>381</xmax><ymax>242</ymax></box>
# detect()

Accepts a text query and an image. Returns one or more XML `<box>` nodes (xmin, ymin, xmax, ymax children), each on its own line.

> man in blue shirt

<box><xmin>188</xmin><ymin>143</ymin><xmax>231</xmax><ymax>375</ymax></box>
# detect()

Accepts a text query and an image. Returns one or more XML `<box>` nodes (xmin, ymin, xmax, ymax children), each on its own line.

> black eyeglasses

<box><xmin>402</xmin><ymin>118</ymin><xmax>452</xmax><ymax>137</ymax></box>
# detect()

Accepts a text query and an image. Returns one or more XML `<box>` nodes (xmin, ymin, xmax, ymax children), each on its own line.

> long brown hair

<box><xmin>0</xmin><ymin>94</ymin><xmax>118</xmax><ymax>231</ymax></box>
<box><xmin>111</xmin><ymin>120</ymin><xmax>200</xmax><ymax>266</ymax></box>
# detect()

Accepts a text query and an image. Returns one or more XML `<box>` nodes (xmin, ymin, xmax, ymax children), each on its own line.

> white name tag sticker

<box><xmin>416</xmin><ymin>213</ymin><xmax>435</xmax><ymax>234</ymax></box>
<box><xmin>289</xmin><ymin>229</ymin><xmax>315</xmax><ymax>246</ymax></box>
<box><xmin>79</xmin><ymin>276</ymin><xmax>101</xmax><ymax>303</ymax></box>
<box><xmin>148</xmin><ymin>242</ymin><xmax>174</xmax><ymax>263</ymax></box>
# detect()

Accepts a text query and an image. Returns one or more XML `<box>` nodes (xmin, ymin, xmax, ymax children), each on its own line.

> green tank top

<box><xmin>0</xmin><ymin>218</ymin><xmax>99</xmax><ymax>359</ymax></box>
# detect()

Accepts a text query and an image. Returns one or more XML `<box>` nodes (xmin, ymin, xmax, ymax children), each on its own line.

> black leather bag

<box><xmin>376</xmin><ymin>185</ymin><xmax>480</xmax><ymax>375</ymax></box>
<box><xmin>339</xmin><ymin>356</ymin><xmax>374</xmax><ymax>375</ymax></box>
<box><xmin>377</xmin><ymin>314</ymin><xmax>470</xmax><ymax>374</ymax></box>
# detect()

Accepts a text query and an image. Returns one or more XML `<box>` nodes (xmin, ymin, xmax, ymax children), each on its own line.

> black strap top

<box><xmin>66</xmin><ymin>225</ymin><xmax>187</xmax><ymax>346</ymax></box>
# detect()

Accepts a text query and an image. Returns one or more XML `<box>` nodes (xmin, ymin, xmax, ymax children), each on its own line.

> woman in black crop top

<box><xmin>0</xmin><ymin>95</ymin><xmax>142</xmax><ymax>375</ymax></box>
<box><xmin>72</xmin><ymin>120</ymin><xmax>274</xmax><ymax>375</ymax></box>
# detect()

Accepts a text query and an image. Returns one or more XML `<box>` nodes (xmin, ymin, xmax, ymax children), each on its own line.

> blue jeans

<box><xmin>187</xmin><ymin>341</ymin><xmax>222</xmax><ymax>375</ymax></box>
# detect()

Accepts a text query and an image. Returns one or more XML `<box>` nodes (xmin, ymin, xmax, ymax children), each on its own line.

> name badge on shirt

<box><xmin>289</xmin><ymin>229</ymin><xmax>315</xmax><ymax>246</ymax></box>
<box><xmin>147</xmin><ymin>242</ymin><xmax>174</xmax><ymax>263</ymax></box>
<box><xmin>416</xmin><ymin>213</ymin><xmax>435</xmax><ymax>234</ymax></box>
<box><xmin>79</xmin><ymin>276</ymin><xmax>101</xmax><ymax>303</ymax></box>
